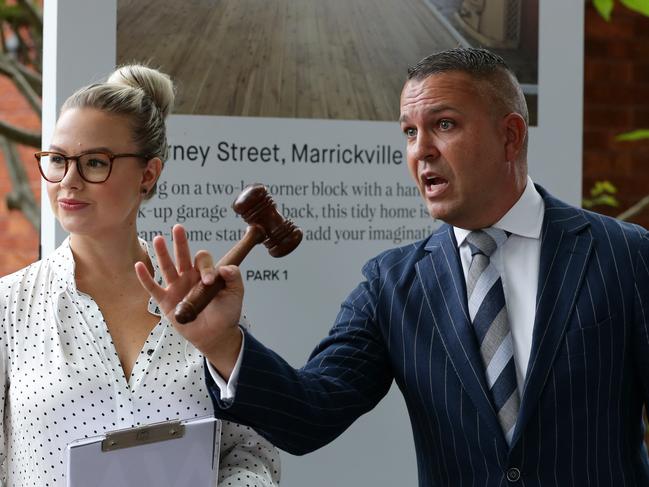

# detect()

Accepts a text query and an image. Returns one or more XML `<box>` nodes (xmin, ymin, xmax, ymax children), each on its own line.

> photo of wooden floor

<box><xmin>116</xmin><ymin>0</ymin><xmax>459</xmax><ymax>120</ymax></box>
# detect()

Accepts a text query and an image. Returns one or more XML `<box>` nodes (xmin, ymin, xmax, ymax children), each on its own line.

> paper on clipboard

<box><xmin>66</xmin><ymin>416</ymin><xmax>221</xmax><ymax>487</ymax></box>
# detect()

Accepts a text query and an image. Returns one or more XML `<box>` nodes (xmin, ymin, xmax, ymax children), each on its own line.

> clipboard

<box><xmin>66</xmin><ymin>416</ymin><xmax>221</xmax><ymax>487</ymax></box>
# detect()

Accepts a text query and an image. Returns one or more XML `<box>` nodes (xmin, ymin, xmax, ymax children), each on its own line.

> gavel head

<box><xmin>232</xmin><ymin>184</ymin><xmax>303</xmax><ymax>257</ymax></box>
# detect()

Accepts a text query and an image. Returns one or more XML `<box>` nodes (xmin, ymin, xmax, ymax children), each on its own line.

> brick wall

<box><xmin>0</xmin><ymin>76</ymin><xmax>40</xmax><ymax>277</ymax></box>
<box><xmin>582</xmin><ymin>1</ymin><xmax>649</xmax><ymax>448</ymax></box>
<box><xmin>583</xmin><ymin>3</ymin><xmax>649</xmax><ymax>227</ymax></box>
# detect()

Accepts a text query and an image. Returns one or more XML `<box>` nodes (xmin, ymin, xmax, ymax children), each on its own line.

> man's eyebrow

<box><xmin>399</xmin><ymin>106</ymin><xmax>460</xmax><ymax>124</ymax></box>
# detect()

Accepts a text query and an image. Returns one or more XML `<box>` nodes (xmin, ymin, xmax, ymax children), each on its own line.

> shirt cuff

<box><xmin>205</xmin><ymin>327</ymin><xmax>245</xmax><ymax>401</ymax></box>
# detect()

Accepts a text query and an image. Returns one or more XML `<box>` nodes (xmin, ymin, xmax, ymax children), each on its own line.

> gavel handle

<box><xmin>174</xmin><ymin>224</ymin><xmax>267</xmax><ymax>324</ymax></box>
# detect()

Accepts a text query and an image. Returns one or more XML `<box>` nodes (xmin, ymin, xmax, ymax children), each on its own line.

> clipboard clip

<box><xmin>102</xmin><ymin>421</ymin><xmax>185</xmax><ymax>452</ymax></box>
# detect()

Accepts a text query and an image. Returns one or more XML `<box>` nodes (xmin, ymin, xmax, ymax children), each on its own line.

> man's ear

<box><xmin>142</xmin><ymin>157</ymin><xmax>162</xmax><ymax>188</ymax></box>
<box><xmin>503</xmin><ymin>113</ymin><xmax>527</xmax><ymax>162</ymax></box>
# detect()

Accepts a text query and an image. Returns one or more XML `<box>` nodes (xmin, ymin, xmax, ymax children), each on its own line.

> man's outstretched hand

<box><xmin>135</xmin><ymin>224</ymin><xmax>243</xmax><ymax>379</ymax></box>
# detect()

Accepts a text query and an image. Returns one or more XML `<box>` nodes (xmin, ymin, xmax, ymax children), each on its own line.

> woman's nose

<box><xmin>59</xmin><ymin>160</ymin><xmax>84</xmax><ymax>188</ymax></box>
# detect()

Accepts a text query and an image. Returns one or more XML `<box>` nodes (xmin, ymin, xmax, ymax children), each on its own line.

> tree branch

<box><xmin>1</xmin><ymin>1</ymin><xmax>43</xmax><ymax>75</ymax></box>
<box><xmin>0</xmin><ymin>51</ymin><xmax>41</xmax><ymax>115</ymax></box>
<box><xmin>15</xmin><ymin>0</ymin><xmax>42</xmax><ymax>33</ymax></box>
<box><xmin>0</xmin><ymin>135</ymin><xmax>39</xmax><ymax>230</ymax></box>
<box><xmin>617</xmin><ymin>194</ymin><xmax>649</xmax><ymax>222</ymax></box>
<box><xmin>0</xmin><ymin>118</ymin><xmax>41</xmax><ymax>148</ymax></box>
<box><xmin>14</xmin><ymin>61</ymin><xmax>41</xmax><ymax>92</ymax></box>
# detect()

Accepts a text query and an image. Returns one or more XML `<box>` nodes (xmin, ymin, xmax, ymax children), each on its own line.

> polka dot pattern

<box><xmin>0</xmin><ymin>238</ymin><xmax>280</xmax><ymax>486</ymax></box>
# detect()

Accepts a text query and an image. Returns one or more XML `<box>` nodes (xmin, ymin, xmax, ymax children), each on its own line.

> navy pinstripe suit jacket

<box><xmin>209</xmin><ymin>187</ymin><xmax>649</xmax><ymax>486</ymax></box>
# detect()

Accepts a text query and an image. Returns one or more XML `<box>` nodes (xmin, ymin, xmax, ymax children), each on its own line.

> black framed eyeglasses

<box><xmin>35</xmin><ymin>150</ymin><xmax>151</xmax><ymax>184</ymax></box>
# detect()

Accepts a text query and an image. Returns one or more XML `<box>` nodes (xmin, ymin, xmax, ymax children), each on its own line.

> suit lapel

<box><xmin>511</xmin><ymin>188</ymin><xmax>593</xmax><ymax>445</ymax></box>
<box><xmin>416</xmin><ymin>224</ymin><xmax>508</xmax><ymax>448</ymax></box>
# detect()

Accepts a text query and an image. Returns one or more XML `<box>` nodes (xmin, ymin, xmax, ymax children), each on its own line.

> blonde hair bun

<box><xmin>107</xmin><ymin>64</ymin><xmax>175</xmax><ymax>119</ymax></box>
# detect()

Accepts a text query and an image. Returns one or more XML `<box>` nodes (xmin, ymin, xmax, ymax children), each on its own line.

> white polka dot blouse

<box><xmin>0</xmin><ymin>238</ymin><xmax>280</xmax><ymax>486</ymax></box>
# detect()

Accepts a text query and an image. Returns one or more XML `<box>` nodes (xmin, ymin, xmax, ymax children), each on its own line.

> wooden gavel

<box><xmin>174</xmin><ymin>184</ymin><xmax>303</xmax><ymax>324</ymax></box>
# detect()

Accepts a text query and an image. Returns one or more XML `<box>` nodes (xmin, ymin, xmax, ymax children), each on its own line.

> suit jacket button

<box><xmin>506</xmin><ymin>467</ymin><xmax>521</xmax><ymax>482</ymax></box>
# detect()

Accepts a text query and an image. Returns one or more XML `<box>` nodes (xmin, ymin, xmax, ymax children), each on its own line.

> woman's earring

<box><xmin>140</xmin><ymin>187</ymin><xmax>148</xmax><ymax>195</ymax></box>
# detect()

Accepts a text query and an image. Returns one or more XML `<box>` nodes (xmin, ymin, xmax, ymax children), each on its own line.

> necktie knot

<box><xmin>466</xmin><ymin>228</ymin><xmax>508</xmax><ymax>258</ymax></box>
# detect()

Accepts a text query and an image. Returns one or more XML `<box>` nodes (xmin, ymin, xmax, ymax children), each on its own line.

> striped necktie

<box><xmin>465</xmin><ymin>229</ymin><xmax>519</xmax><ymax>445</ymax></box>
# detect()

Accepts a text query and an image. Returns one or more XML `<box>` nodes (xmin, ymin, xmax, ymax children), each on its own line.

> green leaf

<box><xmin>591</xmin><ymin>180</ymin><xmax>618</xmax><ymax>196</ymax></box>
<box><xmin>593</xmin><ymin>0</ymin><xmax>615</xmax><ymax>20</ymax></box>
<box><xmin>615</xmin><ymin>129</ymin><xmax>649</xmax><ymax>141</ymax></box>
<box><xmin>583</xmin><ymin>194</ymin><xmax>620</xmax><ymax>209</ymax></box>
<box><xmin>0</xmin><ymin>5</ymin><xmax>27</xmax><ymax>23</ymax></box>
<box><xmin>598</xmin><ymin>195</ymin><xmax>620</xmax><ymax>207</ymax></box>
<box><xmin>620</xmin><ymin>0</ymin><xmax>649</xmax><ymax>16</ymax></box>
<box><xmin>584</xmin><ymin>180</ymin><xmax>619</xmax><ymax>209</ymax></box>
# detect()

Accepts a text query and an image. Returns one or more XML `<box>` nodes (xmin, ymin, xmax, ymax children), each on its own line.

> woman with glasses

<box><xmin>0</xmin><ymin>65</ymin><xmax>280</xmax><ymax>486</ymax></box>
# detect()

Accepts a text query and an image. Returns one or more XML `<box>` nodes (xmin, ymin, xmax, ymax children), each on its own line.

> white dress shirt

<box><xmin>211</xmin><ymin>177</ymin><xmax>545</xmax><ymax>401</ymax></box>
<box><xmin>453</xmin><ymin>177</ymin><xmax>544</xmax><ymax>393</ymax></box>
<box><xmin>0</xmin><ymin>238</ymin><xmax>280</xmax><ymax>487</ymax></box>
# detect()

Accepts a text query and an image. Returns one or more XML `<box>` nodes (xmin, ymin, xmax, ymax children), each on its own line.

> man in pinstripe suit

<box><xmin>139</xmin><ymin>48</ymin><xmax>649</xmax><ymax>486</ymax></box>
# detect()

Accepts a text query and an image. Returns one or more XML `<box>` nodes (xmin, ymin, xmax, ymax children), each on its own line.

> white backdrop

<box><xmin>41</xmin><ymin>1</ymin><xmax>584</xmax><ymax>485</ymax></box>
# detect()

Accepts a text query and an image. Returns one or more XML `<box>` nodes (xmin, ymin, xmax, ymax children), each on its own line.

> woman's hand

<box><xmin>135</xmin><ymin>224</ymin><xmax>243</xmax><ymax>379</ymax></box>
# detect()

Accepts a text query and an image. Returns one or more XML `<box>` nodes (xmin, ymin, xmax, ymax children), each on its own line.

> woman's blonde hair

<box><xmin>60</xmin><ymin>64</ymin><xmax>175</xmax><ymax>198</ymax></box>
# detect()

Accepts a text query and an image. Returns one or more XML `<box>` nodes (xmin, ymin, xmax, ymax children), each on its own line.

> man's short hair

<box><xmin>407</xmin><ymin>48</ymin><xmax>529</xmax><ymax>125</ymax></box>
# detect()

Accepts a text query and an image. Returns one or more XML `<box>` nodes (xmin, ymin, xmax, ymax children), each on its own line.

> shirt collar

<box><xmin>50</xmin><ymin>236</ymin><xmax>164</xmax><ymax>316</ymax></box>
<box><xmin>453</xmin><ymin>177</ymin><xmax>545</xmax><ymax>248</ymax></box>
<box><xmin>50</xmin><ymin>236</ymin><xmax>76</xmax><ymax>292</ymax></box>
<box><xmin>142</xmin><ymin>238</ymin><xmax>164</xmax><ymax>316</ymax></box>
